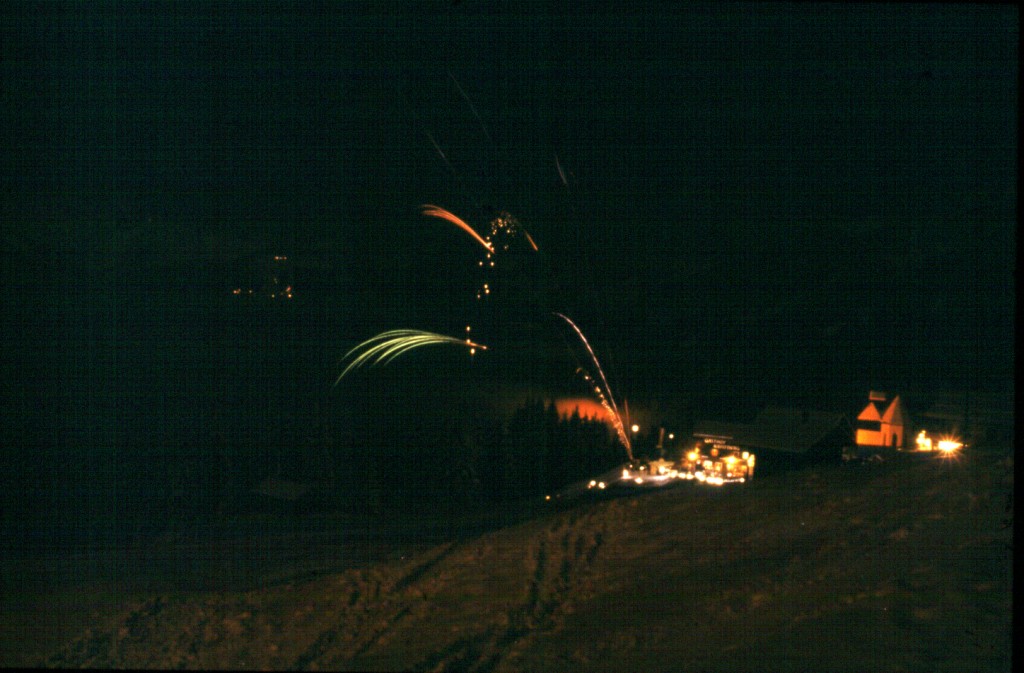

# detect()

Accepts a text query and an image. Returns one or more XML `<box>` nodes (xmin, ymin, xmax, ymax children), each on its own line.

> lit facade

<box><xmin>855</xmin><ymin>391</ymin><xmax>906</xmax><ymax>449</ymax></box>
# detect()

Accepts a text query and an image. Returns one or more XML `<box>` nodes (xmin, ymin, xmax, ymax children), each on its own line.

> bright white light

<box><xmin>631</xmin><ymin>424</ymin><xmax>640</xmax><ymax>434</ymax></box>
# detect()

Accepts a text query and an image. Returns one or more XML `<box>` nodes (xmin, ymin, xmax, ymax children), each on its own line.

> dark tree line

<box><xmin>128</xmin><ymin>399</ymin><xmax>621</xmax><ymax>532</ymax></box>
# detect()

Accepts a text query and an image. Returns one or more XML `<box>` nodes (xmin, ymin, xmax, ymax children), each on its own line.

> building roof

<box><xmin>694</xmin><ymin>406</ymin><xmax>850</xmax><ymax>454</ymax></box>
<box><xmin>857</xmin><ymin>402</ymin><xmax>883</xmax><ymax>422</ymax></box>
<box><xmin>881</xmin><ymin>395</ymin><xmax>905</xmax><ymax>425</ymax></box>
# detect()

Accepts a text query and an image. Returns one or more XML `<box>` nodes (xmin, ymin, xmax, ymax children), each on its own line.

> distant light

<box><xmin>668</xmin><ymin>433</ymin><xmax>675</xmax><ymax>440</ymax></box>
<box><xmin>598</xmin><ymin>481</ymin><xmax>606</xmax><ymax>489</ymax></box>
<box><xmin>631</xmin><ymin>424</ymin><xmax>640</xmax><ymax>434</ymax></box>
<box><xmin>937</xmin><ymin>438</ymin><xmax>962</xmax><ymax>454</ymax></box>
<box><xmin>634</xmin><ymin>477</ymin><xmax>644</xmax><ymax>484</ymax></box>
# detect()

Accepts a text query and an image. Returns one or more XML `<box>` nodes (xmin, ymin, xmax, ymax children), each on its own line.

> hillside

<box><xmin>14</xmin><ymin>449</ymin><xmax>1015</xmax><ymax>671</ymax></box>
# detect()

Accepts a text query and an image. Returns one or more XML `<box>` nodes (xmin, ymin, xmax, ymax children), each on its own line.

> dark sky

<box><xmin>1</xmin><ymin>1</ymin><xmax>1017</xmax><ymax>455</ymax></box>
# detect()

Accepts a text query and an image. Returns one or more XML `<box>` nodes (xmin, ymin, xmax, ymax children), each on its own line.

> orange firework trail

<box><xmin>522</xmin><ymin>228</ymin><xmax>539</xmax><ymax>252</ymax></box>
<box><xmin>553</xmin><ymin>313</ymin><xmax>633</xmax><ymax>460</ymax></box>
<box><xmin>420</xmin><ymin>204</ymin><xmax>494</xmax><ymax>253</ymax></box>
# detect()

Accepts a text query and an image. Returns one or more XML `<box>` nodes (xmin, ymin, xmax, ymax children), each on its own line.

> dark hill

<box><xmin>9</xmin><ymin>448</ymin><xmax>1013</xmax><ymax>671</ymax></box>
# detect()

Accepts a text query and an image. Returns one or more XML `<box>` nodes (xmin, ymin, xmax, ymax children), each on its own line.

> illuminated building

<box><xmin>693</xmin><ymin>406</ymin><xmax>851</xmax><ymax>470</ymax></box>
<box><xmin>855</xmin><ymin>391</ymin><xmax>906</xmax><ymax>449</ymax></box>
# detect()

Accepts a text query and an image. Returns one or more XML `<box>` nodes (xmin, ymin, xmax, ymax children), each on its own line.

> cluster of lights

<box><xmin>678</xmin><ymin>443</ymin><xmax>755</xmax><ymax>486</ymax></box>
<box><xmin>916</xmin><ymin>430</ymin><xmax>963</xmax><ymax>456</ymax></box>
<box><xmin>620</xmin><ymin>461</ymin><xmax>678</xmax><ymax>485</ymax></box>
<box><xmin>231</xmin><ymin>285</ymin><xmax>294</xmax><ymax>299</ymax></box>
<box><xmin>231</xmin><ymin>255</ymin><xmax>294</xmax><ymax>300</ymax></box>
<box><xmin>474</xmin><ymin>211</ymin><xmax>536</xmax><ymax>301</ymax></box>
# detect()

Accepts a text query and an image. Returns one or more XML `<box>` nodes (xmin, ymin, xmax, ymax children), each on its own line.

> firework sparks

<box><xmin>423</xmin><ymin>132</ymin><xmax>457</xmax><ymax>177</ymax></box>
<box><xmin>447</xmin><ymin>69</ymin><xmax>493</xmax><ymax>144</ymax></box>
<box><xmin>420</xmin><ymin>205</ymin><xmax>494</xmax><ymax>253</ymax></box>
<box><xmin>522</xmin><ymin>227</ymin><xmax>539</xmax><ymax>252</ymax></box>
<box><xmin>553</xmin><ymin>313</ymin><xmax>632</xmax><ymax>459</ymax></box>
<box><xmin>554</xmin><ymin>153</ymin><xmax>568</xmax><ymax>187</ymax></box>
<box><xmin>333</xmin><ymin>329</ymin><xmax>487</xmax><ymax>386</ymax></box>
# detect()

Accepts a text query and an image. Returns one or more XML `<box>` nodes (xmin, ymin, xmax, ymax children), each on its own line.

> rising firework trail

<box><xmin>553</xmin><ymin>313</ymin><xmax>633</xmax><ymax>459</ymax></box>
<box><xmin>423</xmin><ymin>132</ymin><xmax>457</xmax><ymax>177</ymax></box>
<box><xmin>554</xmin><ymin>153</ymin><xmax>568</xmax><ymax>187</ymax></box>
<box><xmin>447</xmin><ymin>69</ymin><xmax>493</xmax><ymax>144</ymax></box>
<box><xmin>334</xmin><ymin>329</ymin><xmax>487</xmax><ymax>386</ymax></box>
<box><xmin>420</xmin><ymin>204</ymin><xmax>494</xmax><ymax>253</ymax></box>
<box><xmin>522</xmin><ymin>228</ymin><xmax>539</xmax><ymax>252</ymax></box>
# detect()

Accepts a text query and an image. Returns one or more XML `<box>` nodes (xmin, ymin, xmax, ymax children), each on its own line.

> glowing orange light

<box><xmin>420</xmin><ymin>204</ymin><xmax>494</xmax><ymax>253</ymax></box>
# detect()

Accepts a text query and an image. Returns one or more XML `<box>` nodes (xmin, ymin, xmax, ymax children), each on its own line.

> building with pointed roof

<box><xmin>855</xmin><ymin>391</ymin><xmax>906</xmax><ymax>449</ymax></box>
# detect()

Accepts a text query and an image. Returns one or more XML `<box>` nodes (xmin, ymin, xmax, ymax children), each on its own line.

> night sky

<box><xmin>1</xmin><ymin>2</ymin><xmax>1016</xmax><ymax>525</ymax></box>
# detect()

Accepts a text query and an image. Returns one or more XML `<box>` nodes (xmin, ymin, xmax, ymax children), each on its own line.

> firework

<box><xmin>553</xmin><ymin>313</ymin><xmax>632</xmax><ymax>459</ymax></box>
<box><xmin>484</xmin><ymin>211</ymin><xmax>538</xmax><ymax>254</ymax></box>
<box><xmin>522</xmin><ymin>228</ymin><xmax>539</xmax><ymax>252</ymax></box>
<box><xmin>334</xmin><ymin>329</ymin><xmax>487</xmax><ymax>386</ymax></box>
<box><xmin>447</xmin><ymin>69</ymin><xmax>493</xmax><ymax>144</ymax></box>
<box><xmin>420</xmin><ymin>204</ymin><xmax>494</xmax><ymax>253</ymax></box>
<box><xmin>554</xmin><ymin>153</ymin><xmax>568</xmax><ymax>187</ymax></box>
<box><xmin>423</xmin><ymin>132</ymin><xmax>457</xmax><ymax>177</ymax></box>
